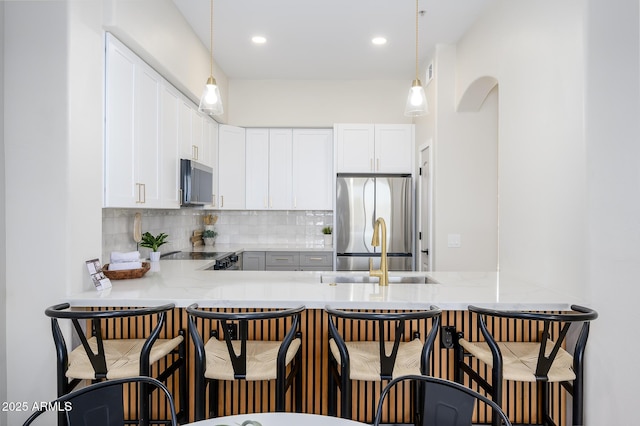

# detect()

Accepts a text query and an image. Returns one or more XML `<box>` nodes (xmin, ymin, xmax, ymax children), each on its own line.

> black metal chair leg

<box><xmin>295</xmin><ymin>355</ymin><xmax>303</xmax><ymax>412</ymax></box>
<box><xmin>327</xmin><ymin>362</ymin><xmax>337</xmax><ymax>416</ymax></box>
<box><xmin>341</xmin><ymin>375</ymin><xmax>352</xmax><ymax>419</ymax></box>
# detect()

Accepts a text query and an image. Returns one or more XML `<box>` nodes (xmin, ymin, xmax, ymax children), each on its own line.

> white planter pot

<box><xmin>204</xmin><ymin>238</ymin><xmax>216</xmax><ymax>246</ymax></box>
<box><xmin>149</xmin><ymin>251</ymin><xmax>161</xmax><ymax>262</ymax></box>
<box><xmin>323</xmin><ymin>234</ymin><xmax>333</xmax><ymax>246</ymax></box>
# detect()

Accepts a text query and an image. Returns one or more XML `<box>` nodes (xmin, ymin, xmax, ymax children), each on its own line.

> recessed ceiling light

<box><xmin>252</xmin><ymin>36</ymin><xmax>267</xmax><ymax>44</ymax></box>
<box><xmin>372</xmin><ymin>37</ymin><xmax>387</xmax><ymax>45</ymax></box>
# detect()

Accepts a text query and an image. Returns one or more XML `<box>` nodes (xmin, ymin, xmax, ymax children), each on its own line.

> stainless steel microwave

<box><xmin>180</xmin><ymin>159</ymin><xmax>213</xmax><ymax>207</ymax></box>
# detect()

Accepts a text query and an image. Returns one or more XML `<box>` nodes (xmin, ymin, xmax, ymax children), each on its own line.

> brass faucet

<box><xmin>369</xmin><ymin>217</ymin><xmax>389</xmax><ymax>286</ymax></box>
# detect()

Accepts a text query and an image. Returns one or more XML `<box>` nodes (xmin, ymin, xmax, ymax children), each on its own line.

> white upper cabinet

<box><xmin>335</xmin><ymin>123</ymin><xmax>414</xmax><ymax>174</ymax></box>
<box><xmin>292</xmin><ymin>129</ymin><xmax>333</xmax><ymax>210</ymax></box>
<box><xmin>159</xmin><ymin>85</ymin><xmax>181</xmax><ymax>209</ymax></box>
<box><xmin>179</xmin><ymin>103</ymin><xmax>213</xmax><ymax>167</ymax></box>
<box><xmin>268</xmin><ymin>129</ymin><xmax>293</xmax><ymax>209</ymax></box>
<box><xmin>105</xmin><ymin>34</ymin><xmax>162</xmax><ymax>208</ymax></box>
<box><xmin>134</xmin><ymin>66</ymin><xmax>162</xmax><ymax>207</ymax></box>
<box><xmin>245</xmin><ymin>128</ymin><xmax>270</xmax><ymax>209</ymax></box>
<box><xmin>104</xmin><ymin>36</ymin><xmax>136</xmax><ymax>207</ymax></box>
<box><xmin>335</xmin><ymin>124</ymin><xmax>375</xmax><ymax>173</ymax></box>
<box><xmin>246</xmin><ymin>129</ymin><xmax>293</xmax><ymax>210</ymax></box>
<box><xmin>374</xmin><ymin>124</ymin><xmax>414</xmax><ymax>173</ymax></box>
<box><xmin>218</xmin><ymin>124</ymin><xmax>246</xmax><ymax>209</ymax></box>
<box><xmin>204</xmin><ymin>119</ymin><xmax>219</xmax><ymax>208</ymax></box>
<box><xmin>105</xmin><ymin>34</ymin><xmax>219</xmax><ymax>209</ymax></box>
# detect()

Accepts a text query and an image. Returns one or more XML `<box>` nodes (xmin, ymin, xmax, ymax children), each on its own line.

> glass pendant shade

<box><xmin>199</xmin><ymin>76</ymin><xmax>223</xmax><ymax>116</ymax></box>
<box><xmin>404</xmin><ymin>79</ymin><xmax>428</xmax><ymax>116</ymax></box>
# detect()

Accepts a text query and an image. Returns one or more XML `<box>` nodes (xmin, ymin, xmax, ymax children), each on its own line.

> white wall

<box><xmin>0</xmin><ymin>1</ymin><xmax>7</xmax><ymax>424</ymax></box>
<box><xmin>584</xmin><ymin>1</ymin><xmax>640</xmax><ymax>424</ymax></box>
<box><xmin>5</xmin><ymin>2</ymin><xmax>76</xmax><ymax>422</ymax></box>
<box><xmin>228</xmin><ymin>79</ymin><xmax>412</xmax><ymax>127</ymax></box>
<box><xmin>454</xmin><ymin>0</ymin><xmax>587</xmax><ymax>295</ymax></box>
<box><xmin>420</xmin><ymin>0</ymin><xmax>638</xmax><ymax>423</ymax></box>
<box><xmin>427</xmin><ymin>44</ymin><xmax>499</xmax><ymax>271</ymax></box>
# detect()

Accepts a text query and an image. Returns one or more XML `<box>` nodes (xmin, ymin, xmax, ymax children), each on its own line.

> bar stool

<box><xmin>45</xmin><ymin>303</ymin><xmax>187</xmax><ymax>425</ymax></box>
<box><xmin>454</xmin><ymin>304</ymin><xmax>598</xmax><ymax>426</ymax></box>
<box><xmin>186</xmin><ymin>304</ymin><xmax>305</xmax><ymax>421</ymax></box>
<box><xmin>325</xmin><ymin>305</ymin><xmax>441</xmax><ymax>421</ymax></box>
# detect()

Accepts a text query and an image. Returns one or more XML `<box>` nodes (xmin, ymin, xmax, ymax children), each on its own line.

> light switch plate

<box><xmin>447</xmin><ymin>233</ymin><xmax>461</xmax><ymax>248</ymax></box>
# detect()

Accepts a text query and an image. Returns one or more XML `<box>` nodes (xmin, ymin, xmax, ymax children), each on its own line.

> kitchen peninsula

<box><xmin>63</xmin><ymin>258</ymin><xmax>585</xmax><ymax>424</ymax></box>
<box><xmin>66</xmin><ymin>257</ymin><xmax>581</xmax><ymax>310</ymax></box>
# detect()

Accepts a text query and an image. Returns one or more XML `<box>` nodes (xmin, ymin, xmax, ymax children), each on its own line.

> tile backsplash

<box><xmin>102</xmin><ymin>209</ymin><xmax>333</xmax><ymax>261</ymax></box>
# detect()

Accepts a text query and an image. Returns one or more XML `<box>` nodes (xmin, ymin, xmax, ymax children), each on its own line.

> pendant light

<box><xmin>404</xmin><ymin>0</ymin><xmax>428</xmax><ymax>116</ymax></box>
<box><xmin>199</xmin><ymin>0</ymin><xmax>224</xmax><ymax>116</ymax></box>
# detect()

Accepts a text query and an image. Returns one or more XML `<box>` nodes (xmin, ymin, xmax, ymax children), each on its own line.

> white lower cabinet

<box><xmin>218</xmin><ymin>125</ymin><xmax>246</xmax><ymax>209</ymax></box>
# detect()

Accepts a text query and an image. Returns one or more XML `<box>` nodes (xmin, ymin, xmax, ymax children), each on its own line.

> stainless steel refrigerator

<box><xmin>335</xmin><ymin>174</ymin><xmax>413</xmax><ymax>271</ymax></box>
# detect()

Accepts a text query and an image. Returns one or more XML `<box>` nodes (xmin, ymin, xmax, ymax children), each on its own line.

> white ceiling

<box><xmin>173</xmin><ymin>0</ymin><xmax>496</xmax><ymax>81</ymax></box>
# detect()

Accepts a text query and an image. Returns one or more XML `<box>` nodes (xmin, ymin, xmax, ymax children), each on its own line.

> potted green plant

<box><xmin>322</xmin><ymin>226</ymin><xmax>333</xmax><ymax>246</ymax></box>
<box><xmin>203</xmin><ymin>229</ymin><xmax>217</xmax><ymax>246</ymax></box>
<box><xmin>140</xmin><ymin>232</ymin><xmax>169</xmax><ymax>261</ymax></box>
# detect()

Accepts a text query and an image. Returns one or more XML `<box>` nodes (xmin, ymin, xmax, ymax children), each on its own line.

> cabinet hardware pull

<box><xmin>135</xmin><ymin>183</ymin><xmax>141</xmax><ymax>203</ymax></box>
<box><xmin>212</xmin><ymin>194</ymin><xmax>215</xmax><ymax>207</ymax></box>
<box><xmin>221</xmin><ymin>195</ymin><xmax>224</xmax><ymax>208</ymax></box>
<box><xmin>141</xmin><ymin>183</ymin><xmax>146</xmax><ymax>203</ymax></box>
<box><xmin>309</xmin><ymin>257</ymin><xmax>323</xmax><ymax>261</ymax></box>
<box><xmin>274</xmin><ymin>258</ymin><xmax>289</xmax><ymax>261</ymax></box>
<box><xmin>195</xmin><ymin>145</ymin><xmax>199</xmax><ymax>160</ymax></box>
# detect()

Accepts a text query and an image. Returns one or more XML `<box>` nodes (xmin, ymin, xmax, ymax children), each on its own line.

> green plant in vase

<box><xmin>203</xmin><ymin>229</ymin><xmax>217</xmax><ymax>246</ymax></box>
<box><xmin>140</xmin><ymin>232</ymin><xmax>169</xmax><ymax>261</ymax></box>
<box><xmin>322</xmin><ymin>226</ymin><xmax>333</xmax><ymax>246</ymax></box>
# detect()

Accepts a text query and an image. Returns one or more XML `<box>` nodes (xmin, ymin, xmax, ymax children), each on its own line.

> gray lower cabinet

<box><xmin>243</xmin><ymin>251</ymin><xmax>266</xmax><ymax>271</ymax></box>
<box><xmin>299</xmin><ymin>252</ymin><xmax>333</xmax><ymax>271</ymax></box>
<box><xmin>266</xmin><ymin>252</ymin><xmax>299</xmax><ymax>270</ymax></box>
<box><xmin>243</xmin><ymin>251</ymin><xmax>333</xmax><ymax>271</ymax></box>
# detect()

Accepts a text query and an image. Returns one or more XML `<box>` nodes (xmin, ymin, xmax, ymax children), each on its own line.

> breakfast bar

<box><xmin>59</xmin><ymin>258</ymin><xmax>586</xmax><ymax>424</ymax></box>
<box><xmin>67</xmin><ymin>259</ymin><xmax>580</xmax><ymax>311</ymax></box>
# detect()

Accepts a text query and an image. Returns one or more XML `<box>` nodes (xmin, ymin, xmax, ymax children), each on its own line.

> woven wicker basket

<box><xmin>102</xmin><ymin>262</ymin><xmax>150</xmax><ymax>280</ymax></box>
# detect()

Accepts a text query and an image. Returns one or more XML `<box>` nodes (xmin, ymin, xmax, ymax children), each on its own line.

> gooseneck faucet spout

<box><xmin>369</xmin><ymin>217</ymin><xmax>389</xmax><ymax>286</ymax></box>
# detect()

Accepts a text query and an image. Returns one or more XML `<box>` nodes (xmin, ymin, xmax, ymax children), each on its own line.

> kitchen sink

<box><xmin>321</xmin><ymin>274</ymin><xmax>435</xmax><ymax>284</ymax></box>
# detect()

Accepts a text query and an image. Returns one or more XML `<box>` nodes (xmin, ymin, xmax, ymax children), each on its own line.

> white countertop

<box><xmin>66</xmin><ymin>259</ymin><xmax>586</xmax><ymax>311</ymax></box>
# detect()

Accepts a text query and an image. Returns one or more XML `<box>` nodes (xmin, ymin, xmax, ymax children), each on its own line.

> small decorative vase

<box><xmin>323</xmin><ymin>234</ymin><xmax>333</xmax><ymax>246</ymax></box>
<box><xmin>149</xmin><ymin>251</ymin><xmax>161</xmax><ymax>262</ymax></box>
<box><xmin>204</xmin><ymin>238</ymin><xmax>216</xmax><ymax>246</ymax></box>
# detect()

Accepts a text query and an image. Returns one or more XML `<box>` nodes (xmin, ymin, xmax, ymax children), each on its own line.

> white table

<box><xmin>184</xmin><ymin>412</ymin><xmax>368</xmax><ymax>426</ymax></box>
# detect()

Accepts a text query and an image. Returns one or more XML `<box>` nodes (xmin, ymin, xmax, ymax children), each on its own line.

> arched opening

<box><xmin>457</xmin><ymin>76</ymin><xmax>499</xmax><ymax>112</ymax></box>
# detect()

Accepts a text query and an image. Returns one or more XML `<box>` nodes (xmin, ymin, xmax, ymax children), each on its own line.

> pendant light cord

<box><xmin>209</xmin><ymin>0</ymin><xmax>214</xmax><ymax>77</ymax></box>
<box><xmin>414</xmin><ymin>0</ymin><xmax>419</xmax><ymax>80</ymax></box>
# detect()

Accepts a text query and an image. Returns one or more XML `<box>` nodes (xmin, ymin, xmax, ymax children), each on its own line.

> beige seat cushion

<box><xmin>204</xmin><ymin>338</ymin><xmax>302</xmax><ymax>381</ymax></box>
<box><xmin>329</xmin><ymin>338</ymin><xmax>424</xmax><ymax>381</ymax></box>
<box><xmin>459</xmin><ymin>339</ymin><xmax>576</xmax><ymax>382</ymax></box>
<box><xmin>66</xmin><ymin>336</ymin><xmax>184</xmax><ymax>380</ymax></box>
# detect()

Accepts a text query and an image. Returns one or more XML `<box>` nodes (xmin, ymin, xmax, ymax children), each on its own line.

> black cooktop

<box><xmin>160</xmin><ymin>251</ymin><xmax>231</xmax><ymax>260</ymax></box>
